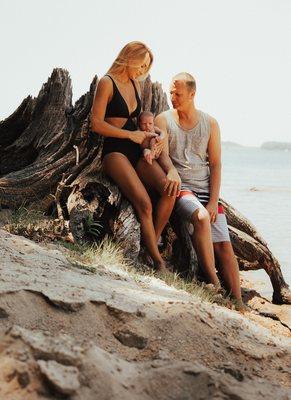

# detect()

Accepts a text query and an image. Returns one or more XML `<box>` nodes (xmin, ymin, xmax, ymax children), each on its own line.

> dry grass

<box><xmin>60</xmin><ymin>238</ymin><xmax>231</xmax><ymax>306</ymax></box>
<box><xmin>3</xmin><ymin>205</ymin><xmax>70</xmax><ymax>242</ymax></box>
<box><xmin>60</xmin><ymin>236</ymin><xmax>132</xmax><ymax>273</ymax></box>
<box><xmin>3</xmin><ymin>209</ymin><xmax>233</xmax><ymax>308</ymax></box>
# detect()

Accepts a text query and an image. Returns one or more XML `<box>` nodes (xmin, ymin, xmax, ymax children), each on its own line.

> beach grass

<box><xmin>59</xmin><ymin>237</ymin><xmax>232</xmax><ymax>307</ymax></box>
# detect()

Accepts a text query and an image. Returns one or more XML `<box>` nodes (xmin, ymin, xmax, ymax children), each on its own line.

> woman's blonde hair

<box><xmin>107</xmin><ymin>41</ymin><xmax>153</xmax><ymax>77</ymax></box>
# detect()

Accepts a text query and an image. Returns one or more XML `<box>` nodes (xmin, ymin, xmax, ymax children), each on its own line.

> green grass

<box><xmin>8</xmin><ymin>205</ymin><xmax>45</xmax><ymax>226</ymax></box>
<box><xmin>3</xmin><ymin>205</ymin><xmax>50</xmax><ymax>237</ymax></box>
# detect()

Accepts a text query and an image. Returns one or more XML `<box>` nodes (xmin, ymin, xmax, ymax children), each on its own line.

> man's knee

<box><xmin>214</xmin><ymin>241</ymin><xmax>233</xmax><ymax>257</ymax></box>
<box><xmin>191</xmin><ymin>207</ymin><xmax>210</xmax><ymax>229</ymax></box>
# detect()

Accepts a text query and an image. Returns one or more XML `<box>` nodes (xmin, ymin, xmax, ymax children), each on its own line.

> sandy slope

<box><xmin>0</xmin><ymin>229</ymin><xmax>290</xmax><ymax>399</ymax></box>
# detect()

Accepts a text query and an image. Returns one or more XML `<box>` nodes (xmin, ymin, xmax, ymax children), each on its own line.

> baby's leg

<box><xmin>143</xmin><ymin>148</ymin><xmax>154</xmax><ymax>165</ymax></box>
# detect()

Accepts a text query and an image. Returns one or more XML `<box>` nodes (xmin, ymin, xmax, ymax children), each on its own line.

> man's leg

<box><xmin>191</xmin><ymin>207</ymin><xmax>220</xmax><ymax>286</ymax></box>
<box><xmin>213</xmin><ymin>241</ymin><xmax>243</xmax><ymax>303</ymax></box>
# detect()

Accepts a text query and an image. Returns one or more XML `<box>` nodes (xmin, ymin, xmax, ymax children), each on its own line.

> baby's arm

<box><xmin>140</xmin><ymin>127</ymin><xmax>164</xmax><ymax>165</ymax></box>
<box><xmin>154</xmin><ymin>126</ymin><xmax>165</xmax><ymax>140</ymax></box>
<box><xmin>141</xmin><ymin>137</ymin><xmax>156</xmax><ymax>165</ymax></box>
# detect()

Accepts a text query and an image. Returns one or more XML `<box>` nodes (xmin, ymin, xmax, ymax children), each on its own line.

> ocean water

<box><xmin>221</xmin><ymin>145</ymin><xmax>291</xmax><ymax>297</ymax></box>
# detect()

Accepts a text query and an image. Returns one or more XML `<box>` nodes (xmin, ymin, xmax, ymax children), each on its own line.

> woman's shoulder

<box><xmin>99</xmin><ymin>75</ymin><xmax>114</xmax><ymax>86</ymax></box>
<box><xmin>96</xmin><ymin>75</ymin><xmax>114</xmax><ymax>95</ymax></box>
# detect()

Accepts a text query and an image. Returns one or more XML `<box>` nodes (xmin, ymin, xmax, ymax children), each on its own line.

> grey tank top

<box><xmin>165</xmin><ymin>109</ymin><xmax>211</xmax><ymax>193</ymax></box>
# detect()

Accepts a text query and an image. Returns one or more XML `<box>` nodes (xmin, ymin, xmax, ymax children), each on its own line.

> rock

<box><xmin>114</xmin><ymin>329</ymin><xmax>148</xmax><ymax>349</ymax></box>
<box><xmin>9</xmin><ymin>326</ymin><xmax>84</xmax><ymax>367</ymax></box>
<box><xmin>37</xmin><ymin>359</ymin><xmax>80</xmax><ymax>396</ymax></box>
<box><xmin>220</xmin><ymin>363</ymin><xmax>244</xmax><ymax>381</ymax></box>
<box><xmin>0</xmin><ymin>307</ymin><xmax>9</xmax><ymax>318</ymax></box>
<box><xmin>17</xmin><ymin>371</ymin><xmax>30</xmax><ymax>388</ymax></box>
<box><xmin>0</xmin><ymin>230</ymin><xmax>291</xmax><ymax>399</ymax></box>
<box><xmin>156</xmin><ymin>349</ymin><xmax>171</xmax><ymax>360</ymax></box>
<box><xmin>47</xmin><ymin>297</ymin><xmax>85</xmax><ymax>312</ymax></box>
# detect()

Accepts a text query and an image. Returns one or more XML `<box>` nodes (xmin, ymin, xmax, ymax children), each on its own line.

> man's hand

<box><xmin>129</xmin><ymin>131</ymin><xmax>157</xmax><ymax>144</ymax></box>
<box><xmin>164</xmin><ymin>168</ymin><xmax>181</xmax><ymax>197</ymax></box>
<box><xmin>206</xmin><ymin>201</ymin><xmax>218</xmax><ymax>223</ymax></box>
<box><xmin>153</xmin><ymin>139</ymin><xmax>164</xmax><ymax>158</ymax></box>
<box><xmin>152</xmin><ymin>129</ymin><xmax>166</xmax><ymax>158</ymax></box>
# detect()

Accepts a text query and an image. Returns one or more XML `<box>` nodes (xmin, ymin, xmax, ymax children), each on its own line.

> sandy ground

<box><xmin>0</xmin><ymin>229</ymin><xmax>290</xmax><ymax>399</ymax></box>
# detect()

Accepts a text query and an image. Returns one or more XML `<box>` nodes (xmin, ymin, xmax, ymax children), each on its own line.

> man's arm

<box><xmin>155</xmin><ymin>113</ymin><xmax>181</xmax><ymax>197</ymax></box>
<box><xmin>207</xmin><ymin>117</ymin><xmax>222</xmax><ymax>223</ymax></box>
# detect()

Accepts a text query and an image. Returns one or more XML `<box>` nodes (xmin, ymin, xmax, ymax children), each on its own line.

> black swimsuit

<box><xmin>98</xmin><ymin>74</ymin><xmax>142</xmax><ymax>167</ymax></box>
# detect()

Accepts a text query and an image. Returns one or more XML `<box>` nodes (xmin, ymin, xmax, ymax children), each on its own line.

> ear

<box><xmin>190</xmin><ymin>89</ymin><xmax>195</xmax><ymax>99</ymax></box>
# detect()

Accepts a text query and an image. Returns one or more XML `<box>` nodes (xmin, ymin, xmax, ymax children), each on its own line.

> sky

<box><xmin>1</xmin><ymin>0</ymin><xmax>291</xmax><ymax>146</ymax></box>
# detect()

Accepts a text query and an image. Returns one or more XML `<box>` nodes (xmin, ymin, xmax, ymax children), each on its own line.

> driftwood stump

<box><xmin>0</xmin><ymin>68</ymin><xmax>290</xmax><ymax>305</ymax></box>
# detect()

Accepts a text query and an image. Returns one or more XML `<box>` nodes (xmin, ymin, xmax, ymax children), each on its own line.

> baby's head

<box><xmin>138</xmin><ymin>111</ymin><xmax>154</xmax><ymax>132</ymax></box>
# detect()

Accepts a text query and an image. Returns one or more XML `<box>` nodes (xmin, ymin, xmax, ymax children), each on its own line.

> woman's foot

<box><xmin>154</xmin><ymin>259</ymin><xmax>167</xmax><ymax>272</ymax></box>
<box><xmin>205</xmin><ymin>282</ymin><xmax>224</xmax><ymax>294</ymax></box>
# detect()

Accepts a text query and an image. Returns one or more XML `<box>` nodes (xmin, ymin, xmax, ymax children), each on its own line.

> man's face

<box><xmin>139</xmin><ymin>115</ymin><xmax>154</xmax><ymax>132</ymax></box>
<box><xmin>170</xmin><ymin>80</ymin><xmax>194</xmax><ymax>109</ymax></box>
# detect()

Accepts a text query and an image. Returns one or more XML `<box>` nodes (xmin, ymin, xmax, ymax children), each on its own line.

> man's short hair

<box><xmin>173</xmin><ymin>72</ymin><xmax>196</xmax><ymax>92</ymax></box>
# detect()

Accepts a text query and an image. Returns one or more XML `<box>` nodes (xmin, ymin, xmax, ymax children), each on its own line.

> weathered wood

<box><xmin>0</xmin><ymin>68</ymin><xmax>290</xmax><ymax>304</ymax></box>
<box><xmin>140</xmin><ymin>76</ymin><xmax>169</xmax><ymax>115</ymax></box>
<box><xmin>168</xmin><ymin>214</ymin><xmax>199</xmax><ymax>279</ymax></box>
<box><xmin>67</xmin><ymin>171</ymin><xmax>140</xmax><ymax>259</ymax></box>
<box><xmin>0</xmin><ymin>69</ymin><xmax>98</xmax><ymax>207</ymax></box>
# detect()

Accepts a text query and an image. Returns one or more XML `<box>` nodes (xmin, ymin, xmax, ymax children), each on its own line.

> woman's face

<box><xmin>127</xmin><ymin>52</ymin><xmax>151</xmax><ymax>80</ymax></box>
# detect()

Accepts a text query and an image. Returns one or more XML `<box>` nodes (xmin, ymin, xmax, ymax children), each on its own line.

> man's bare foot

<box><xmin>234</xmin><ymin>300</ymin><xmax>249</xmax><ymax>313</ymax></box>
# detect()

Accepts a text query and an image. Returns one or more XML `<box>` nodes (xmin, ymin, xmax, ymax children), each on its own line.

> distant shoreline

<box><xmin>222</xmin><ymin>140</ymin><xmax>291</xmax><ymax>151</ymax></box>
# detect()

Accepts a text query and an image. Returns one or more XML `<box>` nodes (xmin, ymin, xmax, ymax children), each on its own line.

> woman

<box><xmin>90</xmin><ymin>41</ymin><xmax>180</xmax><ymax>271</ymax></box>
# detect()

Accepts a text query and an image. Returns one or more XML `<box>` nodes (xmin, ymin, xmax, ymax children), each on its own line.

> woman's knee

<box><xmin>134</xmin><ymin>197</ymin><xmax>153</xmax><ymax>217</ymax></box>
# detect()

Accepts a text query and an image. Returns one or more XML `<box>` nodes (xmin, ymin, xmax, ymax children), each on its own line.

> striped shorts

<box><xmin>175</xmin><ymin>190</ymin><xmax>230</xmax><ymax>243</ymax></box>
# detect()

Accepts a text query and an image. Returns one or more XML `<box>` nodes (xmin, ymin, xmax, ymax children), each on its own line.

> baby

<box><xmin>138</xmin><ymin>111</ymin><xmax>165</xmax><ymax>165</ymax></box>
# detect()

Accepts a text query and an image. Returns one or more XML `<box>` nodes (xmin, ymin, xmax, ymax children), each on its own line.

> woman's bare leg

<box><xmin>103</xmin><ymin>153</ymin><xmax>165</xmax><ymax>270</ymax></box>
<box><xmin>136</xmin><ymin>159</ymin><xmax>176</xmax><ymax>241</ymax></box>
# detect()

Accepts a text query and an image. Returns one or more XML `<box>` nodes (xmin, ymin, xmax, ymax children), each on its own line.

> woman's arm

<box><xmin>91</xmin><ymin>77</ymin><xmax>154</xmax><ymax>144</ymax></box>
<box><xmin>206</xmin><ymin>117</ymin><xmax>222</xmax><ymax>223</ymax></box>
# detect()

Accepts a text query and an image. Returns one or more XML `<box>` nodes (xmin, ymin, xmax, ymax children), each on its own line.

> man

<box><xmin>155</xmin><ymin>72</ymin><xmax>244</xmax><ymax>309</ymax></box>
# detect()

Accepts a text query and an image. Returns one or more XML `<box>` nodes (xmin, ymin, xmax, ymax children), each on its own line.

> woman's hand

<box><xmin>128</xmin><ymin>130</ymin><xmax>157</xmax><ymax>144</ymax></box>
<box><xmin>206</xmin><ymin>201</ymin><xmax>218</xmax><ymax>223</ymax></box>
<box><xmin>164</xmin><ymin>167</ymin><xmax>181</xmax><ymax>197</ymax></box>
